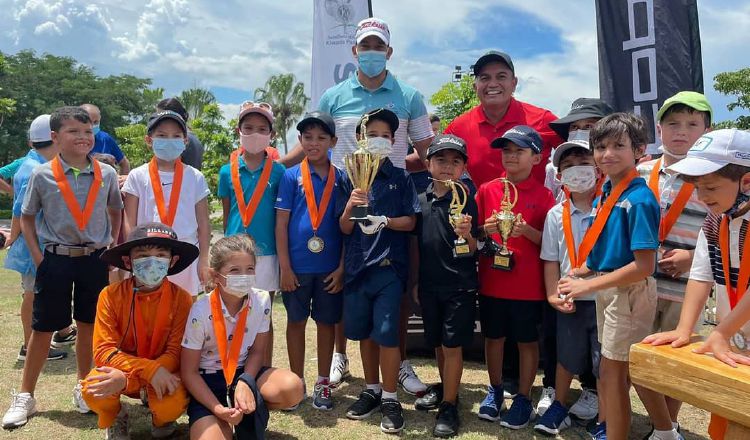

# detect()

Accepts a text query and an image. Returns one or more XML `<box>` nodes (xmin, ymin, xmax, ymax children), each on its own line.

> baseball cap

<box><xmin>549</xmin><ymin>98</ymin><xmax>615</xmax><ymax>139</ymax></box>
<box><xmin>238</xmin><ymin>101</ymin><xmax>275</xmax><ymax>127</ymax></box>
<box><xmin>355</xmin><ymin>18</ymin><xmax>390</xmax><ymax>45</ymax></box>
<box><xmin>552</xmin><ymin>139</ymin><xmax>591</xmax><ymax>168</ymax></box>
<box><xmin>667</xmin><ymin>129</ymin><xmax>750</xmax><ymax>176</ymax></box>
<box><xmin>656</xmin><ymin>91</ymin><xmax>713</xmax><ymax>124</ymax></box>
<box><xmin>427</xmin><ymin>134</ymin><xmax>468</xmax><ymax>160</ymax></box>
<box><xmin>491</xmin><ymin>125</ymin><xmax>543</xmax><ymax>154</ymax></box>
<box><xmin>473</xmin><ymin>50</ymin><xmax>514</xmax><ymax>76</ymax></box>
<box><xmin>297</xmin><ymin>111</ymin><xmax>336</xmax><ymax>137</ymax></box>
<box><xmin>29</xmin><ymin>114</ymin><xmax>52</xmax><ymax>143</ymax></box>
<box><xmin>358</xmin><ymin>108</ymin><xmax>399</xmax><ymax>135</ymax></box>
<box><xmin>147</xmin><ymin>110</ymin><xmax>187</xmax><ymax>135</ymax></box>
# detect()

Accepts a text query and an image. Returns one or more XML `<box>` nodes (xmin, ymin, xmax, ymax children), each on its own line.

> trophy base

<box><xmin>492</xmin><ymin>251</ymin><xmax>514</xmax><ymax>271</ymax></box>
<box><xmin>453</xmin><ymin>240</ymin><xmax>473</xmax><ymax>258</ymax></box>
<box><xmin>350</xmin><ymin>204</ymin><xmax>370</xmax><ymax>223</ymax></box>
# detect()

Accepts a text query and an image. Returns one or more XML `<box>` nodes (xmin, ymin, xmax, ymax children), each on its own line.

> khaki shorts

<box><xmin>652</xmin><ymin>297</ymin><xmax>702</xmax><ymax>333</ymax></box>
<box><xmin>596</xmin><ymin>277</ymin><xmax>657</xmax><ymax>362</ymax></box>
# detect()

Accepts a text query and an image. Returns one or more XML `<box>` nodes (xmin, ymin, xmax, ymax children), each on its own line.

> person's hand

<box><xmin>198</xmin><ymin>260</ymin><xmax>211</xmax><ymax>287</ymax></box>
<box><xmin>568</xmin><ymin>266</ymin><xmax>591</xmax><ymax>279</ymax></box>
<box><xmin>638</xmin><ymin>154</ymin><xmax>653</xmax><ymax>165</ymax></box>
<box><xmin>453</xmin><ymin>215</ymin><xmax>472</xmax><ymax>239</ymax></box>
<box><xmin>149</xmin><ymin>366</ymin><xmax>180</xmax><ymax>400</ymax></box>
<box><xmin>346</xmin><ymin>189</ymin><xmax>368</xmax><ymax>212</ymax></box>
<box><xmin>324</xmin><ymin>265</ymin><xmax>344</xmax><ymax>294</ymax></box>
<box><xmin>548</xmin><ymin>294</ymin><xmax>575</xmax><ymax>314</ymax></box>
<box><xmin>558</xmin><ymin>276</ymin><xmax>592</xmax><ymax>302</ymax></box>
<box><xmin>0</xmin><ymin>228</ymin><xmax>9</xmax><ymax>249</ymax></box>
<box><xmin>280</xmin><ymin>266</ymin><xmax>300</xmax><ymax>292</ymax></box>
<box><xmin>358</xmin><ymin>215</ymin><xmax>388</xmax><ymax>235</ymax></box>
<box><xmin>117</xmin><ymin>174</ymin><xmax>128</xmax><ymax>188</ymax></box>
<box><xmin>215</xmin><ymin>405</ymin><xmax>243</xmax><ymax>426</ymax></box>
<box><xmin>510</xmin><ymin>218</ymin><xmax>527</xmax><ymax>238</ymax></box>
<box><xmin>642</xmin><ymin>329</ymin><xmax>692</xmax><ymax>347</ymax></box>
<box><xmin>233</xmin><ymin>380</ymin><xmax>257</xmax><ymax>415</ymax></box>
<box><xmin>693</xmin><ymin>329</ymin><xmax>750</xmax><ymax>368</ymax></box>
<box><xmin>83</xmin><ymin>366</ymin><xmax>127</xmax><ymax>398</ymax></box>
<box><xmin>483</xmin><ymin>215</ymin><xmax>499</xmax><ymax>235</ymax></box>
<box><xmin>658</xmin><ymin>249</ymin><xmax>692</xmax><ymax>278</ymax></box>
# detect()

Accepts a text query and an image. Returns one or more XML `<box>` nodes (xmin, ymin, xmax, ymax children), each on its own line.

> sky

<box><xmin>1</xmin><ymin>0</ymin><xmax>749</xmax><ymax>145</ymax></box>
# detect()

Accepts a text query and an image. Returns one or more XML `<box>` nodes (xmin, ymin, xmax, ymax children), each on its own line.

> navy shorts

<box><xmin>343</xmin><ymin>266</ymin><xmax>403</xmax><ymax>347</ymax></box>
<box><xmin>419</xmin><ymin>289</ymin><xmax>477</xmax><ymax>349</ymax></box>
<box><xmin>187</xmin><ymin>366</ymin><xmax>271</xmax><ymax>425</ymax></box>
<box><xmin>557</xmin><ymin>301</ymin><xmax>601</xmax><ymax>378</ymax></box>
<box><xmin>281</xmin><ymin>272</ymin><xmax>343</xmax><ymax>325</ymax></box>
<box><xmin>479</xmin><ymin>296</ymin><xmax>543</xmax><ymax>343</ymax></box>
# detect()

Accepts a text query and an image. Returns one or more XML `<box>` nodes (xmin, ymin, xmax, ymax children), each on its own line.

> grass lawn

<box><xmin>0</xmin><ymin>250</ymin><xmax>710</xmax><ymax>439</ymax></box>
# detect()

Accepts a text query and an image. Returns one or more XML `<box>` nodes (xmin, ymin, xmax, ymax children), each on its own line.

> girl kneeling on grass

<box><xmin>181</xmin><ymin>234</ymin><xmax>303</xmax><ymax>440</ymax></box>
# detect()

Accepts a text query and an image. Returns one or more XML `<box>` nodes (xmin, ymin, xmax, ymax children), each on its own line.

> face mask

<box><xmin>132</xmin><ymin>256</ymin><xmax>170</xmax><ymax>288</ymax></box>
<box><xmin>152</xmin><ymin>138</ymin><xmax>186</xmax><ymax>161</ymax></box>
<box><xmin>357</xmin><ymin>50</ymin><xmax>387</xmax><ymax>78</ymax></box>
<box><xmin>222</xmin><ymin>274</ymin><xmax>255</xmax><ymax>298</ymax></box>
<box><xmin>241</xmin><ymin>133</ymin><xmax>270</xmax><ymax>154</ymax></box>
<box><xmin>567</xmin><ymin>129</ymin><xmax>590</xmax><ymax>143</ymax></box>
<box><xmin>725</xmin><ymin>187</ymin><xmax>750</xmax><ymax>217</ymax></box>
<box><xmin>92</xmin><ymin>124</ymin><xmax>101</xmax><ymax>136</ymax></box>
<box><xmin>367</xmin><ymin>136</ymin><xmax>393</xmax><ymax>155</ymax></box>
<box><xmin>560</xmin><ymin>165</ymin><xmax>597</xmax><ymax>193</ymax></box>
<box><xmin>658</xmin><ymin>145</ymin><xmax>688</xmax><ymax>160</ymax></box>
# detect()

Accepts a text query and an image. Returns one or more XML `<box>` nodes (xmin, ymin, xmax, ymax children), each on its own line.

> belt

<box><xmin>199</xmin><ymin>368</ymin><xmax>221</xmax><ymax>375</ymax></box>
<box><xmin>378</xmin><ymin>258</ymin><xmax>391</xmax><ymax>267</ymax></box>
<box><xmin>46</xmin><ymin>244</ymin><xmax>101</xmax><ymax>257</ymax></box>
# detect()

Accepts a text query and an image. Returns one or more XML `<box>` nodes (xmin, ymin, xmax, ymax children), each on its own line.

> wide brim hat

<box><xmin>548</xmin><ymin>98</ymin><xmax>614</xmax><ymax>139</ymax></box>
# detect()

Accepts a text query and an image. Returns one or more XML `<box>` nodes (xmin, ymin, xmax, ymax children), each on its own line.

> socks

<box><xmin>317</xmin><ymin>376</ymin><xmax>329</xmax><ymax>384</ymax></box>
<box><xmin>651</xmin><ymin>429</ymin><xmax>679</xmax><ymax>440</ymax></box>
<box><xmin>382</xmin><ymin>390</ymin><xmax>398</xmax><ymax>401</ymax></box>
<box><xmin>366</xmin><ymin>383</ymin><xmax>382</xmax><ymax>394</ymax></box>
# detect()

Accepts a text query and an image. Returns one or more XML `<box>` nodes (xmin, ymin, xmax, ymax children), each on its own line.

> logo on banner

<box><xmin>325</xmin><ymin>0</ymin><xmax>357</xmax><ymax>30</ymax></box>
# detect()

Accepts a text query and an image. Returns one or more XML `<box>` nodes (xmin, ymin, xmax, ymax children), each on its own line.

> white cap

<box><xmin>29</xmin><ymin>114</ymin><xmax>52</xmax><ymax>143</ymax></box>
<box><xmin>552</xmin><ymin>139</ymin><xmax>591</xmax><ymax>168</ymax></box>
<box><xmin>355</xmin><ymin>18</ymin><xmax>390</xmax><ymax>45</ymax></box>
<box><xmin>667</xmin><ymin>129</ymin><xmax>750</xmax><ymax>176</ymax></box>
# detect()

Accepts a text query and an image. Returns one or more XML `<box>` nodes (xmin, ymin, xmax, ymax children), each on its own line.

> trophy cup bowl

<box><xmin>490</xmin><ymin>178</ymin><xmax>521</xmax><ymax>271</ymax></box>
<box><xmin>344</xmin><ymin>149</ymin><xmax>381</xmax><ymax>222</ymax></box>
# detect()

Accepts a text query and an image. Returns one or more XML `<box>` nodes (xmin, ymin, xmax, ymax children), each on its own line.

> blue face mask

<box><xmin>152</xmin><ymin>138</ymin><xmax>185</xmax><ymax>161</ymax></box>
<box><xmin>132</xmin><ymin>256</ymin><xmax>170</xmax><ymax>288</ymax></box>
<box><xmin>92</xmin><ymin>124</ymin><xmax>101</xmax><ymax>136</ymax></box>
<box><xmin>357</xmin><ymin>50</ymin><xmax>387</xmax><ymax>78</ymax></box>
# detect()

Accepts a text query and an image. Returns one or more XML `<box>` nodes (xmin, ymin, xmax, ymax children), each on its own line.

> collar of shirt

<box><xmin>216</xmin><ymin>292</ymin><xmax>251</xmax><ymax>324</ymax></box>
<box><xmin>26</xmin><ymin>149</ymin><xmax>45</xmax><ymax>164</ymax></box>
<box><xmin>239</xmin><ymin>153</ymin><xmax>269</xmax><ymax>173</ymax></box>
<box><xmin>426</xmin><ymin>183</ymin><xmax>454</xmax><ymax>203</ymax></box>
<box><xmin>503</xmin><ymin>173</ymin><xmax>536</xmax><ymax>191</ymax></box>
<box><xmin>349</xmin><ymin>71</ymin><xmax>395</xmax><ymax>92</ymax></box>
<box><xmin>376</xmin><ymin>157</ymin><xmax>396</xmax><ymax>178</ymax></box>
<box><xmin>58</xmin><ymin>156</ymin><xmax>93</xmax><ymax>175</ymax></box>
<box><xmin>473</xmin><ymin>98</ymin><xmax>523</xmax><ymax>127</ymax></box>
<box><xmin>600</xmin><ymin>174</ymin><xmax>641</xmax><ymax>198</ymax></box>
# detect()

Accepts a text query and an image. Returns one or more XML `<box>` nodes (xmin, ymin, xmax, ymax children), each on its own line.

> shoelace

<box><xmin>482</xmin><ymin>388</ymin><xmax>498</xmax><ymax>409</ymax></box>
<box><xmin>316</xmin><ymin>384</ymin><xmax>331</xmax><ymax>400</ymax></box>
<box><xmin>8</xmin><ymin>392</ymin><xmax>30</xmax><ymax>411</ymax></box>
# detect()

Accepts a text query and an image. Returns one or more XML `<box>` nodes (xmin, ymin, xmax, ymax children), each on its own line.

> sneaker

<box><xmin>329</xmin><ymin>353</ymin><xmax>350</xmax><ymax>387</ymax></box>
<box><xmin>434</xmin><ymin>401</ymin><xmax>460</xmax><ymax>438</ymax></box>
<box><xmin>105</xmin><ymin>409</ymin><xmax>129</xmax><ymax>440</ymax></box>
<box><xmin>73</xmin><ymin>383</ymin><xmax>91</xmax><ymax>414</ymax></box>
<box><xmin>415</xmin><ymin>384</ymin><xmax>443</xmax><ymax>411</ymax></box>
<box><xmin>398</xmin><ymin>360</ymin><xmax>427</xmax><ymax>396</ymax></box>
<box><xmin>51</xmin><ymin>327</ymin><xmax>77</xmax><ymax>348</ymax></box>
<box><xmin>17</xmin><ymin>345</ymin><xmax>68</xmax><ymax>361</ymax></box>
<box><xmin>380</xmin><ymin>398</ymin><xmax>404</xmax><ymax>434</ymax></box>
<box><xmin>535</xmin><ymin>386</ymin><xmax>555</xmax><ymax>417</ymax></box>
<box><xmin>534</xmin><ymin>400</ymin><xmax>571</xmax><ymax>435</ymax></box>
<box><xmin>645</xmin><ymin>428</ymin><xmax>684</xmax><ymax>440</ymax></box>
<box><xmin>590</xmin><ymin>421</ymin><xmax>607</xmax><ymax>440</ymax></box>
<box><xmin>570</xmin><ymin>388</ymin><xmax>599</xmax><ymax>420</ymax></box>
<box><xmin>312</xmin><ymin>380</ymin><xmax>333</xmax><ymax>411</ymax></box>
<box><xmin>2</xmin><ymin>391</ymin><xmax>36</xmax><ymax>429</ymax></box>
<box><xmin>500</xmin><ymin>394</ymin><xmax>536</xmax><ymax>430</ymax></box>
<box><xmin>478</xmin><ymin>385</ymin><xmax>505</xmax><ymax>422</ymax></box>
<box><xmin>346</xmin><ymin>389</ymin><xmax>381</xmax><ymax>420</ymax></box>
<box><xmin>151</xmin><ymin>421</ymin><xmax>175</xmax><ymax>439</ymax></box>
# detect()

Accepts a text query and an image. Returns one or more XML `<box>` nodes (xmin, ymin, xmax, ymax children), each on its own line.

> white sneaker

<box><xmin>73</xmin><ymin>383</ymin><xmax>91</xmax><ymax>414</ymax></box>
<box><xmin>569</xmin><ymin>388</ymin><xmax>598</xmax><ymax>420</ymax></box>
<box><xmin>2</xmin><ymin>391</ymin><xmax>36</xmax><ymax>429</ymax></box>
<box><xmin>398</xmin><ymin>360</ymin><xmax>427</xmax><ymax>396</ymax></box>
<box><xmin>329</xmin><ymin>353</ymin><xmax>350</xmax><ymax>387</ymax></box>
<box><xmin>105</xmin><ymin>408</ymin><xmax>129</xmax><ymax>440</ymax></box>
<box><xmin>535</xmin><ymin>386</ymin><xmax>555</xmax><ymax>417</ymax></box>
<box><xmin>648</xmin><ymin>428</ymin><xmax>683</xmax><ymax>440</ymax></box>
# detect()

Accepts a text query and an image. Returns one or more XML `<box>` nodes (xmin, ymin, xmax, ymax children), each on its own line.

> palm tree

<box><xmin>254</xmin><ymin>74</ymin><xmax>309</xmax><ymax>154</ymax></box>
<box><xmin>179</xmin><ymin>87</ymin><xmax>216</xmax><ymax>121</ymax></box>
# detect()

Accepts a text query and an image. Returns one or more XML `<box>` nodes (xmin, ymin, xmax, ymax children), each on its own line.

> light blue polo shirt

<box><xmin>275</xmin><ymin>162</ymin><xmax>347</xmax><ymax>274</ymax></box>
<box><xmin>5</xmin><ymin>149</ymin><xmax>46</xmax><ymax>275</ymax></box>
<box><xmin>586</xmin><ymin>177</ymin><xmax>660</xmax><ymax>272</ymax></box>
<box><xmin>217</xmin><ymin>155</ymin><xmax>285</xmax><ymax>256</ymax></box>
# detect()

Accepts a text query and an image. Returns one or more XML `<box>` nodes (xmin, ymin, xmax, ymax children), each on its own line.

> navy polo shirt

<box><xmin>335</xmin><ymin>158</ymin><xmax>420</xmax><ymax>285</ymax></box>
<box><xmin>275</xmin><ymin>162</ymin><xmax>347</xmax><ymax>274</ymax></box>
<box><xmin>90</xmin><ymin>131</ymin><xmax>125</xmax><ymax>163</ymax></box>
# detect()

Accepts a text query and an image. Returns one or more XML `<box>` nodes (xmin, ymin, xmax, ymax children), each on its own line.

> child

<box><xmin>644</xmin><ymin>128</ymin><xmax>750</xmax><ymax>440</ymax></box>
<box><xmin>275</xmin><ymin>111</ymin><xmax>346</xmax><ymax>410</ymax></box>
<box><xmin>2</xmin><ymin>106</ymin><xmax>123</xmax><ymax>429</ymax></box>
<box><xmin>636</xmin><ymin>91</ymin><xmax>712</xmax><ymax>439</ymax></box>
<box><xmin>81</xmin><ymin>222</ymin><xmax>197</xmax><ymax>438</ymax></box>
<box><xmin>181</xmin><ymin>234</ymin><xmax>303</xmax><ymax>440</ymax></box>
<box><xmin>558</xmin><ymin>113</ymin><xmax>665</xmax><ymax>440</ymax></box>
<box><xmin>336</xmin><ymin>108</ymin><xmax>419</xmax><ymax>434</ymax></box>
<box><xmin>535</xmin><ymin>138</ymin><xmax>604</xmax><ymax>435</ymax></box>
<box><xmin>217</xmin><ymin>101</ymin><xmax>286</xmax><ymax>365</ymax></box>
<box><xmin>476</xmin><ymin>125</ymin><xmax>555</xmax><ymax>429</ymax></box>
<box><xmin>409</xmin><ymin>134</ymin><xmax>478</xmax><ymax>437</ymax></box>
<box><xmin>122</xmin><ymin>110</ymin><xmax>211</xmax><ymax>296</ymax></box>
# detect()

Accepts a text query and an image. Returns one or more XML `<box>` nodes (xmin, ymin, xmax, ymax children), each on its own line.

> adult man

<box><xmin>444</xmin><ymin>51</ymin><xmax>562</xmax><ymax>188</ymax></box>
<box><xmin>80</xmin><ymin>104</ymin><xmax>130</xmax><ymax>175</ymax></box>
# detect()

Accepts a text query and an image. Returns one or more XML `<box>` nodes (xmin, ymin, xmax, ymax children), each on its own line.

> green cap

<box><xmin>656</xmin><ymin>91</ymin><xmax>713</xmax><ymax>124</ymax></box>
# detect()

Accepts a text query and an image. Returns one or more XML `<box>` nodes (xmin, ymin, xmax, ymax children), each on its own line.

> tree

<box><xmin>179</xmin><ymin>87</ymin><xmax>216</xmax><ymax>121</ymax></box>
<box><xmin>254</xmin><ymin>74</ymin><xmax>309</xmax><ymax>154</ymax></box>
<box><xmin>0</xmin><ymin>54</ymin><xmax>16</xmax><ymax>129</ymax></box>
<box><xmin>191</xmin><ymin>103</ymin><xmax>236</xmax><ymax>198</ymax></box>
<box><xmin>429</xmin><ymin>75</ymin><xmax>479</xmax><ymax>128</ymax></box>
<box><xmin>713</xmin><ymin>68</ymin><xmax>750</xmax><ymax>129</ymax></box>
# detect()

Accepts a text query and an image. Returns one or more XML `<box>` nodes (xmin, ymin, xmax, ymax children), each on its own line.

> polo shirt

<box><xmin>91</xmin><ymin>130</ymin><xmax>125</xmax><ymax>163</ymax></box>
<box><xmin>22</xmin><ymin>156</ymin><xmax>123</xmax><ymax>248</ymax></box>
<box><xmin>444</xmin><ymin>99</ymin><xmax>562</xmax><ymax>188</ymax></box>
<box><xmin>275</xmin><ymin>162</ymin><xmax>347</xmax><ymax>274</ymax></box>
<box><xmin>476</xmin><ymin>175</ymin><xmax>555</xmax><ymax>300</ymax></box>
<box><xmin>586</xmin><ymin>177</ymin><xmax>660</xmax><ymax>272</ymax></box>
<box><xmin>414</xmin><ymin>184</ymin><xmax>479</xmax><ymax>293</ymax></box>
<box><xmin>335</xmin><ymin>158</ymin><xmax>420</xmax><ymax>285</ymax></box>
<box><xmin>319</xmin><ymin>71</ymin><xmax>433</xmax><ymax>170</ymax></box>
<box><xmin>4</xmin><ymin>149</ymin><xmax>45</xmax><ymax>275</ymax></box>
<box><xmin>0</xmin><ymin>156</ymin><xmax>25</xmax><ymax>180</ymax></box>
<box><xmin>217</xmin><ymin>155</ymin><xmax>285</xmax><ymax>256</ymax></box>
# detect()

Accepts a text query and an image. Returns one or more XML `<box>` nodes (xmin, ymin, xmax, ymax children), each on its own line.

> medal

<box><xmin>307</xmin><ymin>236</ymin><xmax>325</xmax><ymax>253</ymax></box>
<box><xmin>300</xmin><ymin>158</ymin><xmax>335</xmax><ymax>254</ymax></box>
<box><xmin>731</xmin><ymin>330</ymin><xmax>747</xmax><ymax>351</ymax></box>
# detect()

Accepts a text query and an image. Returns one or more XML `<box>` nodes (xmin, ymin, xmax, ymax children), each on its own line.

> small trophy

<box><xmin>491</xmin><ymin>178</ymin><xmax>523</xmax><ymax>271</ymax></box>
<box><xmin>344</xmin><ymin>113</ymin><xmax>382</xmax><ymax>222</ymax></box>
<box><xmin>446</xmin><ymin>179</ymin><xmax>473</xmax><ymax>258</ymax></box>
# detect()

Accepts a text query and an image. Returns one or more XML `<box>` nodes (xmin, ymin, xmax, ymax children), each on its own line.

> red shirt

<box><xmin>476</xmin><ymin>175</ymin><xmax>555</xmax><ymax>300</ymax></box>
<box><xmin>444</xmin><ymin>99</ymin><xmax>563</xmax><ymax>188</ymax></box>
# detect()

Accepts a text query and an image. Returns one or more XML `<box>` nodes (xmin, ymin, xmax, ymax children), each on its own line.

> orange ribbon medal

<box><xmin>133</xmin><ymin>281</ymin><xmax>174</xmax><ymax>359</ymax></box>
<box><xmin>648</xmin><ymin>158</ymin><xmax>695</xmax><ymax>242</ymax></box>
<box><xmin>230</xmin><ymin>150</ymin><xmax>273</xmax><ymax>228</ymax></box>
<box><xmin>51</xmin><ymin>156</ymin><xmax>102</xmax><ymax>231</ymax></box>
<box><xmin>149</xmin><ymin>158</ymin><xmax>184</xmax><ymax>227</ymax></box>
<box><xmin>719</xmin><ymin>216</ymin><xmax>750</xmax><ymax>310</ymax></box>
<box><xmin>210</xmin><ymin>289</ymin><xmax>250</xmax><ymax>385</ymax></box>
<box><xmin>300</xmin><ymin>158</ymin><xmax>335</xmax><ymax>253</ymax></box>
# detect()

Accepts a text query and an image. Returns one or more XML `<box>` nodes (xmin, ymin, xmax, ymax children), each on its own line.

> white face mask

<box><xmin>567</xmin><ymin>129</ymin><xmax>590</xmax><ymax>143</ymax></box>
<box><xmin>241</xmin><ymin>133</ymin><xmax>270</xmax><ymax>154</ymax></box>
<box><xmin>367</xmin><ymin>136</ymin><xmax>393</xmax><ymax>155</ymax></box>
<box><xmin>560</xmin><ymin>165</ymin><xmax>598</xmax><ymax>193</ymax></box>
<box><xmin>221</xmin><ymin>274</ymin><xmax>255</xmax><ymax>298</ymax></box>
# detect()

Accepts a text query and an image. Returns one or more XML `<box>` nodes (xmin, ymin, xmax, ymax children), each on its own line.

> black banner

<box><xmin>596</xmin><ymin>0</ymin><xmax>704</xmax><ymax>154</ymax></box>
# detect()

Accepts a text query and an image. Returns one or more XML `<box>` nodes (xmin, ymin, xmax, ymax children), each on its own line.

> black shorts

<box><xmin>557</xmin><ymin>301</ymin><xmax>601</xmax><ymax>377</ymax></box>
<box><xmin>418</xmin><ymin>289</ymin><xmax>477</xmax><ymax>349</ymax></box>
<box><xmin>479</xmin><ymin>296</ymin><xmax>543</xmax><ymax>343</ymax></box>
<box><xmin>32</xmin><ymin>249</ymin><xmax>108</xmax><ymax>332</ymax></box>
<box><xmin>187</xmin><ymin>366</ymin><xmax>271</xmax><ymax>425</ymax></box>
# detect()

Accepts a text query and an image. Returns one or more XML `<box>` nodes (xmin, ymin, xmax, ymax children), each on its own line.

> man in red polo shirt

<box><xmin>444</xmin><ymin>51</ymin><xmax>563</xmax><ymax>188</ymax></box>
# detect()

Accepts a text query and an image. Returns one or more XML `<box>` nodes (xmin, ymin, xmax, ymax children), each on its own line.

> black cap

<box><xmin>147</xmin><ymin>110</ymin><xmax>187</xmax><ymax>135</ymax></box>
<box><xmin>297</xmin><ymin>111</ymin><xmax>336</xmax><ymax>137</ymax></box>
<box><xmin>100</xmin><ymin>222</ymin><xmax>199</xmax><ymax>275</ymax></box>
<box><xmin>473</xmin><ymin>50</ymin><xmax>514</xmax><ymax>75</ymax></box>
<box><xmin>427</xmin><ymin>134</ymin><xmax>468</xmax><ymax>160</ymax></box>
<box><xmin>549</xmin><ymin>98</ymin><xmax>614</xmax><ymax>139</ymax></box>
<box><xmin>491</xmin><ymin>125</ymin><xmax>543</xmax><ymax>153</ymax></box>
<box><xmin>357</xmin><ymin>108</ymin><xmax>399</xmax><ymax>136</ymax></box>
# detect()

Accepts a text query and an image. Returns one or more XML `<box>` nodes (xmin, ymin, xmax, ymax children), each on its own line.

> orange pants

<box><xmin>82</xmin><ymin>368</ymin><xmax>188</xmax><ymax>429</ymax></box>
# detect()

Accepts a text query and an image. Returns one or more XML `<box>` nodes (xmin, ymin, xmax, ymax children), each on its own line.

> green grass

<box><xmin>0</xmin><ymin>250</ymin><xmax>710</xmax><ymax>439</ymax></box>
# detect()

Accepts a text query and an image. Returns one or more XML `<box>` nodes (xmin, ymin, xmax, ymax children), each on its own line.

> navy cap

<box><xmin>297</xmin><ymin>111</ymin><xmax>336</xmax><ymax>137</ymax></box>
<box><xmin>356</xmin><ymin>108</ymin><xmax>400</xmax><ymax>136</ymax></box>
<box><xmin>147</xmin><ymin>110</ymin><xmax>187</xmax><ymax>135</ymax></box>
<box><xmin>473</xmin><ymin>50</ymin><xmax>514</xmax><ymax>75</ymax></box>
<box><xmin>491</xmin><ymin>125</ymin><xmax>543</xmax><ymax>153</ymax></box>
<box><xmin>427</xmin><ymin>134</ymin><xmax>468</xmax><ymax>160</ymax></box>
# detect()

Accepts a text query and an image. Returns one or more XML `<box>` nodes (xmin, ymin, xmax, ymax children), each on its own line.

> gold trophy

<box><xmin>344</xmin><ymin>113</ymin><xmax>382</xmax><ymax>222</ymax></box>
<box><xmin>491</xmin><ymin>178</ymin><xmax>523</xmax><ymax>271</ymax></box>
<box><xmin>445</xmin><ymin>179</ymin><xmax>472</xmax><ymax>258</ymax></box>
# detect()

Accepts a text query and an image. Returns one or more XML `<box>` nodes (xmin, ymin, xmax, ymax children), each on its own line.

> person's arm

<box><xmin>411</xmin><ymin>136</ymin><xmax>433</xmax><ymax>163</ymax></box>
<box><xmin>339</xmin><ymin>189</ymin><xmax>367</xmax><ymax>235</ymax></box>
<box><xmin>118</xmin><ymin>157</ymin><xmax>131</xmax><ymax>175</ymax></box>
<box><xmin>243</xmin><ymin>331</ymin><xmax>270</xmax><ymax>379</ymax></box>
<box><xmin>122</xmin><ymin>194</ymin><xmax>139</xmax><ymax>240</ymax></box>
<box><xmin>195</xmin><ymin>197</ymin><xmax>211</xmax><ymax>285</ymax></box>
<box><xmin>385</xmin><ymin>215</ymin><xmax>416</xmax><ymax>232</ymax></box>
<box><xmin>544</xmin><ymin>260</ymin><xmax>575</xmax><ymax>313</ymax></box>
<box><xmin>20</xmin><ymin>214</ymin><xmax>43</xmax><ymax>266</ymax></box>
<box><xmin>279</xmin><ymin>143</ymin><xmax>305</xmax><ymax>168</ymax></box>
<box><xmin>407</xmin><ymin>235</ymin><xmax>420</xmax><ymax>304</ymax></box>
<box><xmin>559</xmin><ymin>249</ymin><xmax>656</xmax><ymax>300</ymax></box>
<box><xmin>108</xmin><ymin>207</ymin><xmax>121</xmax><ymax>245</ymax></box>
<box><xmin>643</xmin><ymin>279</ymin><xmax>713</xmax><ymax>346</ymax></box>
<box><xmin>221</xmin><ymin>198</ymin><xmax>230</xmax><ymax>234</ymax></box>
<box><xmin>8</xmin><ymin>215</ymin><xmax>21</xmax><ymax>247</ymax></box>
<box><xmin>275</xmin><ymin>209</ymin><xmax>298</xmax><ymax>292</ymax></box>
<box><xmin>181</xmin><ymin>347</ymin><xmax>240</xmax><ymax>422</ymax></box>
<box><xmin>0</xmin><ymin>178</ymin><xmax>12</xmax><ymax>196</ymax></box>
<box><xmin>511</xmin><ymin>220</ymin><xmax>542</xmax><ymax>245</ymax></box>
<box><xmin>695</xmin><ymin>293</ymin><xmax>750</xmax><ymax>367</ymax></box>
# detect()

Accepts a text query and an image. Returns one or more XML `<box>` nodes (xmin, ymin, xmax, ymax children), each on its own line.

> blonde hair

<box><xmin>209</xmin><ymin>234</ymin><xmax>257</xmax><ymax>271</ymax></box>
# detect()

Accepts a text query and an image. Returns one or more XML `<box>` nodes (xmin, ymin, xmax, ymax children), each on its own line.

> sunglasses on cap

<box><xmin>240</xmin><ymin>101</ymin><xmax>273</xmax><ymax>113</ymax></box>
